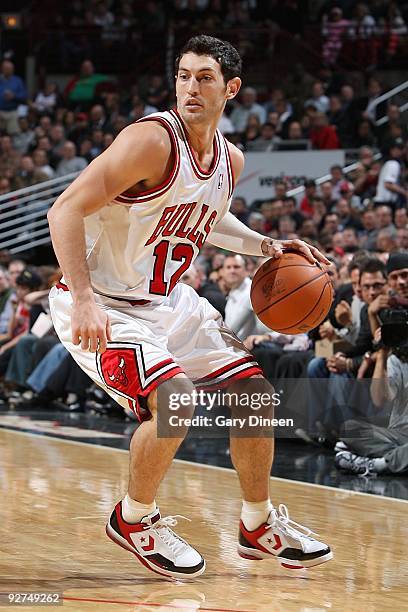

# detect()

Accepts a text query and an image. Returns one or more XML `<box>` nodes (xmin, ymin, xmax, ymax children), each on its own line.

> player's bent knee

<box><xmin>227</xmin><ymin>374</ymin><xmax>275</xmax><ymax>421</ymax></box>
<box><xmin>147</xmin><ymin>374</ymin><xmax>196</xmax><ymax>420</ymax></box>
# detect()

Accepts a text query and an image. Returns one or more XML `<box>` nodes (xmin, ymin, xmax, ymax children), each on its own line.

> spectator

<box><xmin>304</xmin><ymin>81</ymin><xmax>329</xmax><ymax>113</ymax></box>
<box><xmin>32</xmin><ymin>82</ymin><xmax>61</xmax><ymax>114</ymax></box>
<box><xmin>13</xmin><ymin>117</ymin><xmax>35</xmax><ymax>154</ymax></box>
<box><xmin>0</xmin><ymin>267</ymin><xmax>14</xmax><ymax>341</ymax></box>
<box><xmin>32</xmin><ymin>149</ymin><xmax>55</xmax><ymax>179</ymax></box>
<box><xmin>218</xmin><ymin>112</ymin><xmax>234</xmax><ymax>135</ymax></box>
<box><xmin>64</xmin><ymin>60</ymin><xmax>109</xmax><ymax>108</ymax></box>
<box><xmin>0</xmin><ymin>60</ymin><xmax>27</xmax><ymax>135</ymax></box>
<box><xmin>0</xmin><ymin>268</ymin><xmax>42</xmax><ymax>374</ymax></box>
<box><xmin>230</xmin><ymin>87</ymin><xmax>266</xmax><ymax>133</ymax></box>
<box><xmin>283</xmin><ymin>196</ymin><xmax>305</xmax><ymax>230</ymax></box>
<box><xmin>310</xmin><ymin>112</ymin><xmax>340</xmax><ymax>149</ymax></box>
<box><xmin>246</xmin><ymin>122</ymin><xmax>281</xmax><ymax>151</ymax></box>
<box><xmin>320</xmin><ymin>180</ymin><xmax>337</xmax><ymax>211</ymax></box>
<box><xmin>374</xmin><ymin>139</ymin><xmax>407</xmax><ymax>208</ymax></box>
<box><xmin>8</xmin><ymin>260</ymin><xmax>25</xmax><ymax>288</ymax></box>
<box><xmin>395</xmin><ymin>208</ymin><xmax>408</xmax><ymax>229</ymax></box>
<box><xmin>14</xmin><ymin>155</ymin><xmax>48</xmax><ymax>189</ymax></box>
<box><xmin>92</xmin><ymin>1</ymin><xmax>115</xmax><ymax>28</ymax></box>
<box><xmin>300</xmin><ymin>179</ymin><xmax>317</xmax><ymax>216</ymax></box>
<box><xmin>223</xmin><ymin>254</ymin><xmax>260</xmax><ymax>340</ymax></box>
<box><xmin>396</xmin><ymin>228</ymin><xmax>408</xmax><ymax>250</ymax></box>
<box><xmin>55</xmin><ymin>141</ymin><xmax>88</xmax><ymax>177</ymax></box>
<box><xmin>230</xmin><ymin>197</ymin><xmax>249</xmax><ymax>225</ymax></box>
<box><xmin>321</xmin><ymin>7</ymin><xmax>350</xmax><ymax>66</ymax></box>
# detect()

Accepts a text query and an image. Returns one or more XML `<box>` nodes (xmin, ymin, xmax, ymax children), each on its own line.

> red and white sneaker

<box><xmin>238</xmin><ymin>504</ymin><xmax>333</xmax><ymax>570</ymax></box>
<box><xmin>106</xmin><ymin>502</ymin><xmax>205</xmax><ymax>579</ymax></box>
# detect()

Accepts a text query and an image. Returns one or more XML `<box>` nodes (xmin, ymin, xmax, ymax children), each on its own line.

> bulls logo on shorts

<box><xmin>96</xmin><ymin>341</ymin><xmax>183</xmax><ymax>403</ymax></box>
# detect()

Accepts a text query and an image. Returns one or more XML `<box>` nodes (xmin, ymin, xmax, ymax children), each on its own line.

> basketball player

<box><xmin>48</xmin><ymin>35</ymin><xmax>333</xmax><ymax>578</ymax></box>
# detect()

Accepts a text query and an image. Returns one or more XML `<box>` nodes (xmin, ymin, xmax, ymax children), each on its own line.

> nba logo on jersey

<box><xmin>218</xmin><ymin>173</ymin><xmax>224</xmax><ymax>189</ymax></box>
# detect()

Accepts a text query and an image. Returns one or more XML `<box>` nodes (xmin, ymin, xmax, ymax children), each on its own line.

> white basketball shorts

<box><xmin>49</xmin><ymin>282</ymin><xmax>261</xmax><ymax>421</ymax></box>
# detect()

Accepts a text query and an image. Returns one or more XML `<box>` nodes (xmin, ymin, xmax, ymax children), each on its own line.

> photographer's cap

<box><xmin>386</xmin><ymin>252</ymin><xmax>408</xmax><ymax>274</ymax></box>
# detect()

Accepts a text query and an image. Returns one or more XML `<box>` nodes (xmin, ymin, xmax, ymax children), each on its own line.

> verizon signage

<box><xmin>236</xmin><ymin>151</ymin><xmax>345</xmax><ymax>201</ymax></box>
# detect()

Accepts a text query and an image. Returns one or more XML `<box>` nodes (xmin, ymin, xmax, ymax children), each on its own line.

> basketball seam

<box><xmin>252</xmin><ymin>263</ymin><xmax>318</xmax><ymax>293</ymax></box>
<box><xmin>270</xmin><ymin>280</ymin><xmax>332</xmax><ymax>332</ymax></box>
<box><xmin>254</xmin><ymin>270</ymin><xmax>328</xmax><ymax>316</ymax></box>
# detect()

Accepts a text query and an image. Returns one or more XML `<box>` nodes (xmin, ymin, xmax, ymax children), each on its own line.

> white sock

<box><xmin>122</xmin><ymin>494</ymin><xmax>156</xmax><ymax>523</ymax></box>
<box><xmin>241</xmin><ymin>499</ymin><xmax>273</xmax><ymax>531</ymax></box>
<box><xmin>372</xmin><ymin>457</ymin><xmax>387</xmax><ymax>473</ymax></box>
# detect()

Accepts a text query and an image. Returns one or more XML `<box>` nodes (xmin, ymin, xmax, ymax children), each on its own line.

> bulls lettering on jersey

<box><xmin>83</xmin><ymin>110</ymin><xmax>234</xmax><ymax>301</ymax></box>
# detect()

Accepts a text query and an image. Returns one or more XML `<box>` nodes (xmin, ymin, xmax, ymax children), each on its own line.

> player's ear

<box><xmin>226</xmin><ymin>77</ymin><xmax>241</xmax><ymax>100</ymax></box>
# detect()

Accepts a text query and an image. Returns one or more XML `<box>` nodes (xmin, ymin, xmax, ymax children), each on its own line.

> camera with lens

<box><xmin>377</xmin><ymin>294</ymin><xmax>408</xmax><ymax>356</ymax></box>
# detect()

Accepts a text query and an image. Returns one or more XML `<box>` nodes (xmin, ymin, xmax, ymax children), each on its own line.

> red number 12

<box><xmin>150</xmin><ymin>240</ymin><xmax>194</xmax><ymax>296</ymax></box>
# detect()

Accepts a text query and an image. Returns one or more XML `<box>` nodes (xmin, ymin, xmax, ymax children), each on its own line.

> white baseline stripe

<box><xmin>1</xmin><ymin>426</ymin><xmax>407</xmax><ymax>505</ymax></box>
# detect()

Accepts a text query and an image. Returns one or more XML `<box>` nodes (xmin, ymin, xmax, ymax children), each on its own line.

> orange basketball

<box><xmin>250</xmin><ymin>251</ymin><xmax>334</xmax><ymax>334</ymax></box>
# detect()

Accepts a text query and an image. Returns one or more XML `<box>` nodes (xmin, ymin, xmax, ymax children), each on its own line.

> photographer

<box><xmin>335</xmin><ymin>325</ymin><xmax>408</xmax><ymax>475</ymax></box>
<box><xmin>335</xmin><ymin>254</ymin><xmax>408</xmax><ymax>474</ymax></box>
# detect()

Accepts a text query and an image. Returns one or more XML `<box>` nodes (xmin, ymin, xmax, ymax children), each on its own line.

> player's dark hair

<box><xmin>359</xmin><ymin>257</ymin><xmax>387</xmax><ymax>280</ymax></box>
<box><xmin>175</xmin><ymin>35</ymin><xmax>242</xmax><ymax>84</ymax></box>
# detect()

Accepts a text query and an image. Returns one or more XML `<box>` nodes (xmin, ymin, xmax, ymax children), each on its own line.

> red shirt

<box><xmin>310</xmin><ymin>126</ymin><xmax>340</xmax><ymax>150</ymax></box>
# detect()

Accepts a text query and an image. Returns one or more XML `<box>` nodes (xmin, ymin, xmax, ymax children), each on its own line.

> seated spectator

<box><xmin>32</xmin><ymin>149</ymin><xmax>55</xmax><ymax>179</ymax></box>
<box><xmin>376</xmin><ymin>228</ymin><xmax>398</xmax><ymax>253</ymax></box>
<box><xmin>13</xmin><ymin>117</ymin><xmax>35</xmax><ymax>154</ymax></box>
<box><xmin>247</xmin><ymin>212</ymin><xmax>265</xmax><ymax>233</ymax></box>
<box><xmin>0</xmin><ymin>267</ymin><xmax>14</xmax><ymax>341</ymax></box>
<box><xmin>299</xmin><ymin>179</ymin><xmax>317</xmax><ymax>217</ymax></box>
<box><xmin>55</xmin><ymin>141</ymin><xmax>88</xmax><ymax>177</ymax></box>
<box><xmin>310</xmin><ymin>112</ymin><xmax>340</xmax><ymax>149</ymax></box>
<box><xmin>32</xmin><ymin>82</ymin><xmax>61</xmax><ymax>114</ymax></box>
<box><xmin>223</xmin><ymin>254</ymin><xmax>261</xmax><ymax>340</ymax></box>
<box><xmin>320</xmin><ymin>180</ymin><xmax>337</xmax><ymax>211</ymax></box>
<box><xmin>244</xmin><ymin>330</ymin><xmax>310</xmax><ymax>383</ymax></box>
<box><xmin>283</xmin><ymin>196</ymin><xmax>305</xmax><ymax>230</ymax></box>
<box><xmin>260</xmin><ymin>199</ymin><xmax>283</xmax><ymax>232</ymax></box>
<box><xmin>14</xmin><ymin>155</ymin><xmax>48</xmax><ymax>189</ymax></box>
<box><xmin>0</xmin><ymin>268</ymin><xmax>43</xmax><ymax>375</ymax></box>
<box><xmin>327</xmin><ymin>95</ymin><xmax>353</xmax><ymax>147</ymax></box>
<box><xmin>304</xmin><ymin>81</ymin><xmax>329</xmax><ymax>113</ymax></box>
<box><xmin>353</xmin><ymin>119</ymin><xmax>377</xmax><ymax>148</ymax></box>
<box><xmin>230</xmin><ymin>196</ymin><xmax>249</xmax><ymax>225</ymax></box>
<box><xmin>246</xmin><ymin>122</ymin><xmax>281</xmax><ymax>151</ymax></box>
<box><xmin>230</xmin><ymin>87</ymin><xmax>266</xmax><ymax>133</ymax></box>
<box><xmin>395</xmin><ymin>207</ymin><xmax>408</xmax><ymax>229</ymax></box>
<box><xmin>92</xmin><ymin>1</ymin><xmax>115</xmax><ymax>28</ymax></box>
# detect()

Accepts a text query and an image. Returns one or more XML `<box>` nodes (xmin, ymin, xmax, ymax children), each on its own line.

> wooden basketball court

<box><xmin>1</xmin><ymin>427</ymin><xmax>406</xmax><ymax>611</ymax></box>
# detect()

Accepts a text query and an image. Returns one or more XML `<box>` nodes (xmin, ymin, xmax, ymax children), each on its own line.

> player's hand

<box><xmin>368</xmin><ymin>294</ymin><xmax>390</xmax><ymax>315</ymax></box>
<box><xmin>262</xmin><ymin>238</ymin><xmax>331</xmax><ymax>266</ymax></box>
<box><xmin>335</xmin><ymin>300</ymin><xmax>352</xmax><ymax>327</ymax></box>
<box><xmin>244</xmin><ymin>334</ymin><xmax>270</xmax><ymax>350</ymax></box>
<box><xmin>319</xmin><ymin>321</ymin><xmax>336</xmax><ymax>340</ymax></box>
<box><xmin>71</xmin><ymin>301</ymin><xmax>112</xmax><ymax>353</ymax></box>
<box><xmin>326</xmin><ymin>352</ymin><xmax>347</xmax><ymax>373</ymax></box>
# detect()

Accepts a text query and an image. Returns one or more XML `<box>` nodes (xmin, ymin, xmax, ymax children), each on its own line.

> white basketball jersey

<box><xmin>83</xmin><ymin>110</ymin><xmax>234</xmax><ymax>301</ymax></box>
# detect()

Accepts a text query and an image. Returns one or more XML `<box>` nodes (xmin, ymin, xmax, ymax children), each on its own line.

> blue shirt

<box><xmin>0</xmin><ymin>74</ymin><xmax>27</xmax><ymax>111</ymax></box>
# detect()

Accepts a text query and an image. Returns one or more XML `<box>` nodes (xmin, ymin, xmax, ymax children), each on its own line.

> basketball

<box><xmin>251</xmin><ymin>250</ymin><xmax>334</xmax><ymax>334</ymax></box>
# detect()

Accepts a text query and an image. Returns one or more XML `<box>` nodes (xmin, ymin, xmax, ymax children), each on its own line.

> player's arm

<box><xmin>208</xmin><ymin>142</ymin><xmax>330</xmax><ymax>265</ymax></box>
<box><xmin>47</xmin><ymin>123</ymin><xmax>171</xmax><ymax>353</ymax></box>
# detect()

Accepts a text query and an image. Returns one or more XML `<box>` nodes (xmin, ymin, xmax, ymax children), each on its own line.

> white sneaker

<box><xmin>106</xmin><ymin>502</ymin><xmax>205</xmax><ymax>579</ymax></box>
<box><xmin>335</xmin><ymin>450</ymin><xmax>376</xmax><ymax>476</ymax></box>
<box><xmin>238</xmin><ymin>504</ymin><xmax>333</xmax><ymax>569</ymax></box>
<box><xmin>334</xmin><ymin>440</ymin><xmax>348</xmax><ymax>452</ymax></box>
